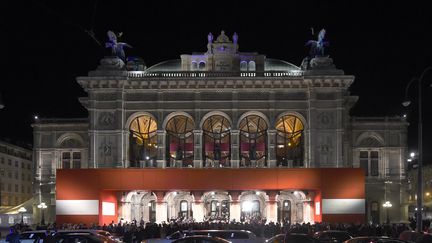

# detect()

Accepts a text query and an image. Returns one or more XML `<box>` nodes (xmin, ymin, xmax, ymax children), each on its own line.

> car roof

<box><xmin>189</xmin><ymin>230</ymin><xmax>254</xmax><ymax>233</ymax></box>
<box><xmin>174</xmin><ymin>235</ymin><xmax>230</xmax><ymax>243</ymax></box>
<box><xmin>21</xmin><ymin>230</ymin><xmax>48</xmax><ymax>234</ymax></box>
<box><xmin>319</xmin><ymin>230</ymin><xmax>351</xmax><ymax>233</ymax></box>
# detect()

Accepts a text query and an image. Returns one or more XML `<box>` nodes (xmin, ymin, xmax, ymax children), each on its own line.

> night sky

<box><xmin>3</xmin><ymin>1</ymin><xmax>432</xmax><ymax>161</ymax></box>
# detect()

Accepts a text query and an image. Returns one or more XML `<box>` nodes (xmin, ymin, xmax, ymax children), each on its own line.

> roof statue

<box><xmin>215</xmin><ymin>30</ymin><xmax>230</xmax><ymax>43</ymax></box>
<box><xmin>301</xmin><ymin>28</ymin><xmax>341</xmax><ymax>74</ymax></box>
<box><xmin>233</xmin><ymin>32</ymin><xmax>239</xmax><ymax>52</ymax></box>
<box><xmin>233</xmin><ymin>32</ymin><xmax>238</xmax><ymax>44</ymax></box>
<box><xmin>207</xmin><ymin>32</ymin><xmax>213</xmax><ymax>54</ymax></box>
<box><xmin>305</xmin><ymin>28</ymin><xmax>329</xmax><ymax>57</ymax></box>
<box><xmin>105</xmin><ymin>30</ymin><xmax>132</xmax><ymax>61</ymax></box>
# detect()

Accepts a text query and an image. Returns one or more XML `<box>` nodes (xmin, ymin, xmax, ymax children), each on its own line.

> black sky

<box><xmin>2</xmin><ymin>1</ymin><xmax>432</xmax><ymax>161</ymax></box>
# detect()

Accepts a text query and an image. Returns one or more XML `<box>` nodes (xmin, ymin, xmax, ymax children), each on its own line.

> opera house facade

<box><xmin>32</xmin><ymin>31</ymin><xmax>408</xmax><ymax>225</ymax></box>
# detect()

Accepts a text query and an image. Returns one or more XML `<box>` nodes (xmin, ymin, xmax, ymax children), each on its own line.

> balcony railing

<box><xmin>127</xmin><ymin>71</ymin><xmax>304</xmax><ymax>78</ymax></box>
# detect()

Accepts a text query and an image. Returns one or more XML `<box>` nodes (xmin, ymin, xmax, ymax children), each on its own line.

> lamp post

<box><xmin>18</xmin><ymin>207</ymin><xmax>27</xmax><ymax>224</ymax></box>
<box><xmin>402</xmin><ymin>66</ymin><xmax>432</xmax><ymax>232</ymax></box>
<box><xmin>37</xmin><ymin>202</ymin><xmax>47</xmax><ymax>225</ymax></box>
<box><xmin>383</xmin><ymin>201</ymin><xmax>392</xmax><ymax>224</ymax></box>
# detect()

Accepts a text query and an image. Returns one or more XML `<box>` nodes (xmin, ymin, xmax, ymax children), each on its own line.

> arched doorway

<box><xmin>122</xmin><ymin>191</ymin><xmax>157</xmax><ymax>223</ymax></box>
<box><xmin>277</xmin><ymin>190</ymin><xmax>307</xmax><ymax>223</ymax></box>
<box><xmin>202</xmin><ymin>115</ymin><xmax>231</xmax><ymax>167</ymax></box>
<box><xmin>165</xmin><ymin>191</ymin><xmax>194</xmax><ymax>221</ymax></box>
<box><xmin>241</xmin><ymin>200</ymin><xmax>260</xmax><ymax>222</ymax></box>
<box><xmin>239</xmin><ymin>115</ymin><xmax>268</xmax><ymax>167</ymax></box>
<box><xmin>129</xmin><ymin>115</ymin><xmax>158</xmax><ymax>167</ymax></box>
<box><xmin>275</xmin><ymin>115</ymin><xmax>304</xmax><ymax>167</ymax></box>
<box><xmin>166</xmin><ymin>115</ymin><xmax>195</xmax><ymax>167</ymax></box>
<box><xmin>277</xmin><ymin>200</ymin><xmax>292</xmax><ymax>224</ymax></box>
<box><xmin>239</xmin><ymin>191</ymin><xmax>266</xmax><ymax>223</ymax></box>
<box><xmin>202</xmin><ymin>191</ymin><xmax>230</xmax><ymax>221</ymax></box>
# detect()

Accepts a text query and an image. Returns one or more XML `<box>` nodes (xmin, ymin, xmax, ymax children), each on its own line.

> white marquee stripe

<box><xmin>322</xmin><ymin>199</ymin><xmax>365</xmax><ymax>214</ymax></box>
<box><xmin>56</xmin><ymin>200</ymin><xmax>99</xmax><ymax>215</ymax></box>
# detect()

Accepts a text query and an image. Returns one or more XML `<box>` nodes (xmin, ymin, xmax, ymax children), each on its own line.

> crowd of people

<box><xmin>3</xmin><ymin>218</ymin><xmax>432</xmax><ymax>242</ymax></box>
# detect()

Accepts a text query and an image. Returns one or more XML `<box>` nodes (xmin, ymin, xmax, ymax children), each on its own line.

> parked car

<box><xmin>19</xmin><ymin>230</ymin><xmax>50</xmax><ymax>243</ymax></box>
<box><xmin>144</xmin><ymin>229</ymin><xmax>263</xmax><ymax>243</ymax></box>
<box><xmin>172</xmin><ymin>235</ymin><xmax>231</xmax><ymax>243</ymax></box>
<box><xmin>398</xmin><ymin>230</ymin><xmax>424</xmax><ymax>243</ymax></box>
<box><xmin>54</xmin><ymin>229</ymin><xmax>120</xmax><ymax>242</ymax></box>
<box><xmin>52</xmin><ymin>232</ymin><xmax>113</xmax><ymax>243</ymax></box>
<box><xmin>283</xmin><ymin>233</ymin><xmax>320</xmax><ymax>243</ymax></box>
<box><xmin>53</xmin><ymin>230</ymin><xmax>119</xmax><ymax>243</ymax></box>
<box><xmin>313</xmin><ymin>230</ymin><xmax>353</xmax><ymax>243</ymax></box>
<box><xmin>343</xmin><ymin>236</ymin><xmax>409</xmax><ymax>243</ymax></box>
<box><xmin>265</xmin><ymin>234</ymin><xmax>284</xmax><ymax>243</ymax></box>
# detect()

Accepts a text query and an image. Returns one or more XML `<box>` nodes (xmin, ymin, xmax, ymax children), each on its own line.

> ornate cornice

<box><xmin>77</xmin><ymin>75</ymin><xmax>355</xmax><ymax>91</ymax></box>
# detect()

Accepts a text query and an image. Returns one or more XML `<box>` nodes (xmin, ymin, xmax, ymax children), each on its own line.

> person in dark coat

<box><xmin>5</xmin><ymin>227</ymin><xmax>20</xmax><ymax>243</ymax></box>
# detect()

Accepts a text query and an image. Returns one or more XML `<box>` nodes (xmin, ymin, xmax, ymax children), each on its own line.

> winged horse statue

<box><xmin>305</xmin><ymin>29</ymin><xmax>329</xmax><ymax>57</ymax></box>
<box><xmin>105</xmin><ymin>30</ymin><xmax>132</xmax><ymax>60</ymax></box>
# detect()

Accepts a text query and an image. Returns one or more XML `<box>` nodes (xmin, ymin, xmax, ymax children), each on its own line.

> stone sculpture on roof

<box><xmin>207</xmin><ymin>32</ymin><xmax>214</xmax><ymax>54</ymax></box>
<box><xmin>105</xmin><ymin>30</ymin><xmax>132</xmax><ymax>61</ymax></box>
<box><xmin>215</xmin><ymin>30</ymin><xmax>230</xmax><ymax>43</ymax></box>
<box><xmin>305</xmin><ymin>28</ymin><xmax>329</xmax><ymax>57</ymax></box>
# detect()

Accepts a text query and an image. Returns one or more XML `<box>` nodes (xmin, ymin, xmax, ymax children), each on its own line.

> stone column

<box><xmin>267</xmin><ymin>130</ymin><xmax>277</xmax><ymax>168</ymax></box>
<box><xmin>230</xmin><ymin>191</ymin><xmax>241</xmax><ymax>221</ymax></box>
<box><xmin>192</xmin><ymin>191</ymin><xmax>204</xmax><ymax>221</ymax></box>
<box><xmin>303</xmin><ymin>201</ymin><xmax>313</xmax><ymax>223</ymax></box>
<box><xmin>193</xmin><ymin>130</ymin><xmax>203</xmax><ymax>168</ymax></box>
<box><xmin>121</xmin><ymin>202</ymin><xmax>131</xmax><ymax>222</ymax></box>
<box><xmin>266</xmin><ymin>191</ymin><xmax>278</xmax><ymax>223</ymax></box>
<box><xmin>296</xmin><ymin>202</ymin><xmax>304</xmax><ymax>222</ymax></box>
<box><xmin>231</xmin><ymin>130</ymin><xmax>240</xmax><ymax>168</ymax></box>
<box><xmin>156</xmin><ymin>130</ymin><xmax>166</xmax><ymax>168</ymax></box>
<box><xmin>155</xmin><ymin>191</ymin><xmax>167</xmax><ymax>223</ymax></box>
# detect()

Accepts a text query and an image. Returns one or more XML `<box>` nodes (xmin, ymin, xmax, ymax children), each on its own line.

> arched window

<box><xmin>275</xmin><ymin>115</ymin><xmax>304</xmax><ymax>167</ymax></box>
<box><xmin>192</xmin><ymin>61</ymin><xmax>198</xmax><ymax>70</ymax></box>
<box><xmin>240</xmin><ymin>61</ymin><xmax>248</xmax><ymax>71</ymax></box>
<box><xmin>129</xmin><ymin>115</ymin><xmax>158</xmax><ymax>168</ymax></box>
<box><xmin>248</xmin><ymin>61</ymin><xmax>256</xmax><ymax>71</ymax></box>
<box><xmin>239</xmin><ymin>115</ymin><xmax>268</xmax><ymax>167</ymax></box>
<box><xmin>166</xmin><ymin>115</ymin><xmax>195</xmax><ymax>167</ymax></box>
<box><xmin>199</xmin><ymin>61</ymin><xmax>206</xmax><ymax>70</ymax></box>
<box><xmin>179</xmin><ymin>200</ymin><xmax>188</xmax><ymax>218</ymax></box>
<box><xmin>202</xmin><ymin>115</ymin><xmax>231</xmax><ymax>167</ymax></box>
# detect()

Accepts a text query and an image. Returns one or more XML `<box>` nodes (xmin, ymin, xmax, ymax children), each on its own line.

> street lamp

<box><xmin>18</xmin><ymin>207</ymin><xmax>27</xmax><ymax>224</ymax></box>
<box><xmin>402</xmin><ymin>66</ymin><xmax>432</xmax><ymax>232</ymax></box>
<box><xmin>37</xmin><ymin>202</ymin><xmax>47</xmax><ymax>225</ymax></box>
<box><xmin>383</xmin><ymin>201</ymin><xmax>392</xmax><ymax>224</ymax></box>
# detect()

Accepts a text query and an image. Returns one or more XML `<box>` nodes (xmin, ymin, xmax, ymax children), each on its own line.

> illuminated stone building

<box><xmin>33</xmin><ymin>31</ymin><xmax>408</xmax><ymax>225</ymax></box>
<box><xmin>0</xmin><ymin>140</ymin><xmax>33</xmax><ymax>207</ymax></box>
